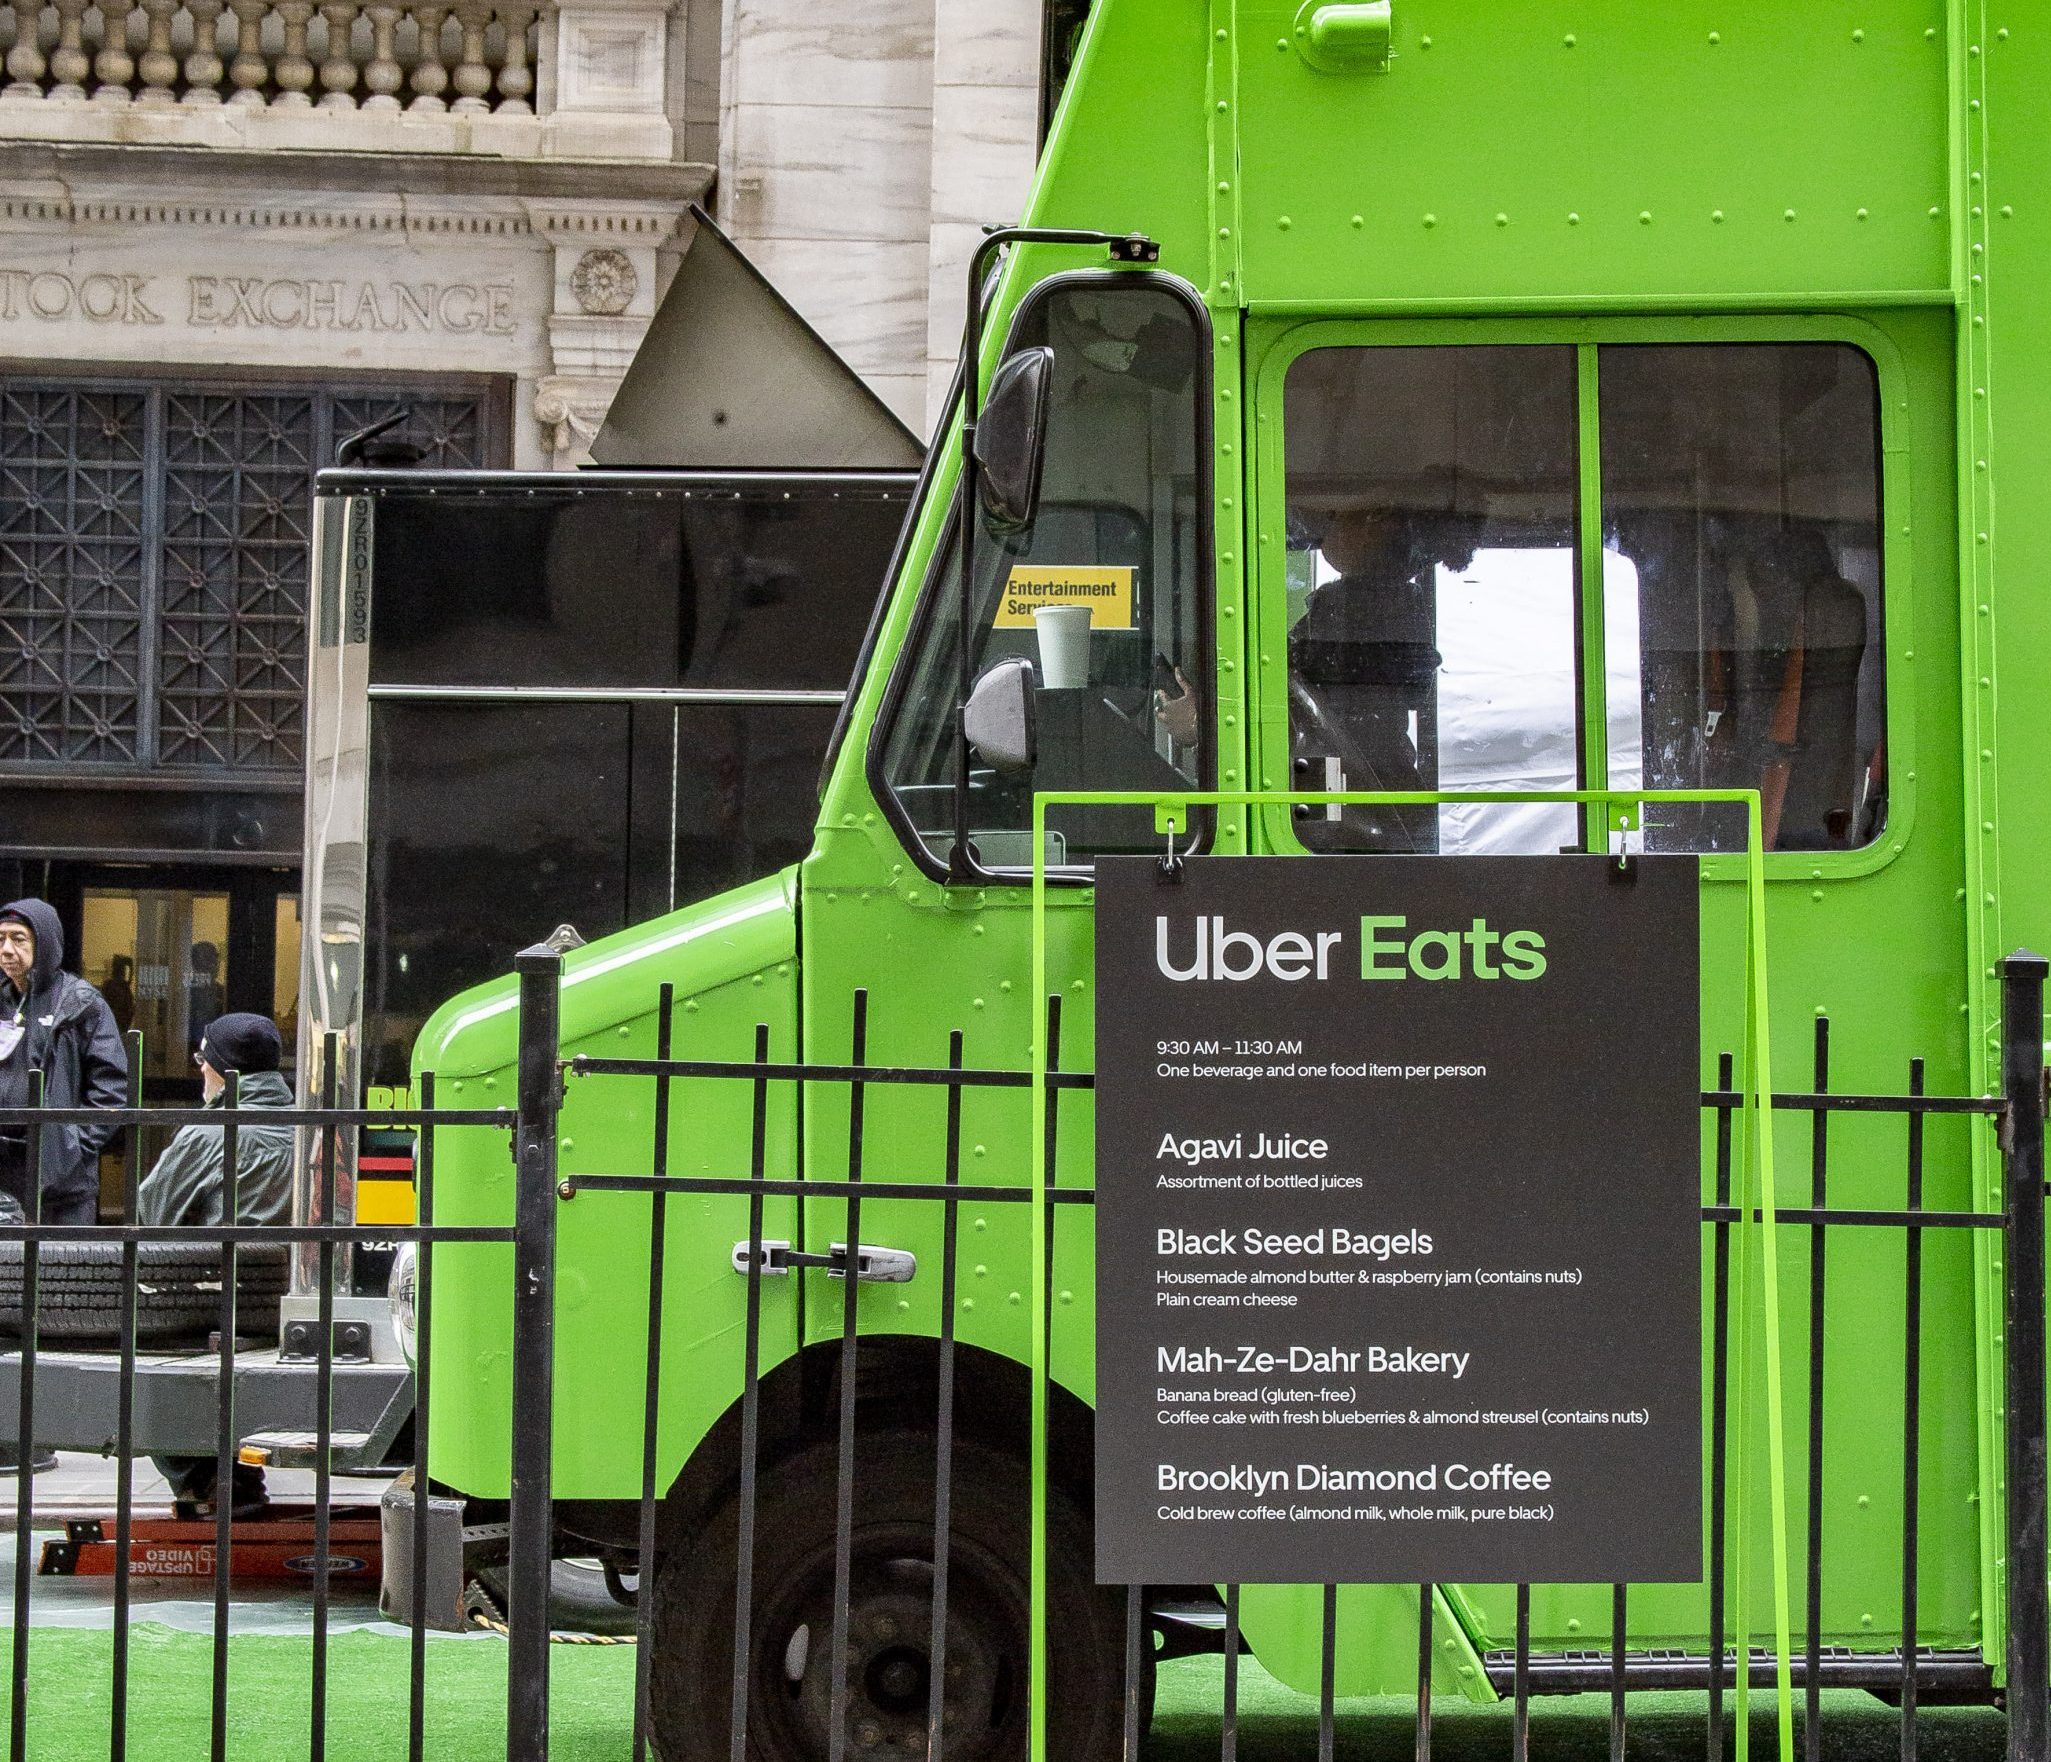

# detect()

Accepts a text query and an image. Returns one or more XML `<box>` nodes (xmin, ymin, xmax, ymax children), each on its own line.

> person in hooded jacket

<box><xmin>0</xmin><ymin>899</ymin><xmax>128</xmax><ymax>1227</ymax></box>
<box><xmin>138</xmin><ymin>1012</ymin><xmax>295</xmax><ymax>1229</ymax></box>
<box><xmin>142</xmin><ymin>1012</ymin><xmax>294</xmax><ymax>1520</ymax></box>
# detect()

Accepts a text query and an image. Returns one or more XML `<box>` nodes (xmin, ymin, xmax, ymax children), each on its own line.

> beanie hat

<box><xmin>198</xmin><ymin>1013</ymin><xmax>284</xmax><ymax>1076</ymax></box>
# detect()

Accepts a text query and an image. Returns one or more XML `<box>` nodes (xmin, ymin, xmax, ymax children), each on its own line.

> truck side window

<box><xmin>1600</xmin><ymin>343</ymin><xmax>1886</xmax><ymax>853</ymax></box>
<box><xmin>875</xmin><ymin>278</ymin><xmax>1208</xmax><ymax>872</ymax></box>
<box><xmin>1283</xmin><ymin>345</ymin><xmax>1584</xmax><ymax>854</ymax></box>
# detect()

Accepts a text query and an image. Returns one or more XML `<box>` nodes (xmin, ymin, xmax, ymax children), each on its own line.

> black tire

<box><xmin>0</xmin><ymin>1241</ymin><xmax>289</xmax><ymax>1345</ymax></box>
<box><xmin>472</xmin><ymin>1557</ymin><xmax>642</xmax><ymax>1638</ymax></box>
<box><xmin>652</xmin><ymin>1433</ymin><xmax>1133</xmax><ymax>1762</ymax></box>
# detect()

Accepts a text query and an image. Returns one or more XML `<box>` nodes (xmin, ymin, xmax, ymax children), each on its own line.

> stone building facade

<box><xmin>0</xmin><ymin>0</ymin><xmax>1042</xmax><ymax>1096</ymax></box>
<box><xmin>716</xmin><ymin>1</ymin><xmax>1044</xmax><ymax>428</ymax></box>
<box><xmin>0</xmin><ymin>0</ymin><xmax>1042</xmax><ymax>461</ymax></box>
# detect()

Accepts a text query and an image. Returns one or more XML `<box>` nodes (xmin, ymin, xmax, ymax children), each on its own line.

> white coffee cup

<box><xmin>1032</xmin><ymin>603</ymin><xmax>1092</xmax><ymax>689</ymax></box>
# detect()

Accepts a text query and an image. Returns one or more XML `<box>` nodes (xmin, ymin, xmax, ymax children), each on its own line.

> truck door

<box><xmin>808</xmin><ymin>268</ymin><xmax>1220</xmax><ymax>1368</ymax></box>
<box><xmin>1245</xmin><ymin>318</ymin><xmax>1975</xmax><ymax>1678</ymax></box>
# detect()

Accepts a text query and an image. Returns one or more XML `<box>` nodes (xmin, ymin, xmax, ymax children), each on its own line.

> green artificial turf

<box><xmin>0</xmin><ymin>1625</ymin><xmax>636</xmax><ymax>1760</ymax></box>
<box><xmin>0</xmin><ymin>1626</ymin><xmax>2010</xmax><ymax>1760</ymax></box>
<box><xmin>1152</xmin><ymin>1656</ymin><xmax>2006</xmax><ymax>1761</ymax></box>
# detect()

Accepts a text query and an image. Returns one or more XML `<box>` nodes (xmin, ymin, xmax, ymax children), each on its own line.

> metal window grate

<box><xmin>0</xmin><ymin>374</ymin><xmax>499</xmax><ymax>775</ymax></box>
<box><xmin>0</xmin><ymin>950</ymin><xmax>2043</xmax><ymax>1758</ymax></box>
<box><xmin>0</xmin><ymin>383</ymin><xmax>150</xmax><ymax>766</ymax></box>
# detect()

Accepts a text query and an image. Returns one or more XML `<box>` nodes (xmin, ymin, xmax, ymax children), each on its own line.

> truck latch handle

<box><xmin>730</xmin><ymin>1240</ymin><xmax>917</xmax><ymax>1284</ymax></box>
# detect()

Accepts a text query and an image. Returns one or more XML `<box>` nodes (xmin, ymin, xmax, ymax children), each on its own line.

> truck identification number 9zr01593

<box><xmin>1156</xmin><ymin>1040</ymin><xmax>1303</xmax><ymax>1057</ymax></box>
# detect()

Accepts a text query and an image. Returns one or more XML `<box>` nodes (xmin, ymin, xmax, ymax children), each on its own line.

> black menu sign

<box><xmin>1092</xmin><ymin>855</ymin><xmax>1701</xmax><ymax>1586</ymax></box>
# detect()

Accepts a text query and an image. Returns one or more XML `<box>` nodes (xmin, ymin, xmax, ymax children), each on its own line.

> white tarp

<box><xmin>1311</xmin><ymin>546</ymin><xmax>1645</xmax><ymax>854</ymax></box>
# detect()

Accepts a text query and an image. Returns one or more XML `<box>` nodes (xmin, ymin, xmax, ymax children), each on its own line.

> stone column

<box><xmin>715</xmin><ymin>0</ymin><xmax>935</xmax><ymax>436</ymax></box>
<box><xmin>923</xmin><ymin>0</ymin><xmax>1042</xmax><ymax>429</ymax></box>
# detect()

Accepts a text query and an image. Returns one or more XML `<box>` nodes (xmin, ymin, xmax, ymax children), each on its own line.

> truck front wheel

<box><xmin>651</xmin><ymin>1431</ymin><xmax>1131</xmax><ymax>1761</ymax></box>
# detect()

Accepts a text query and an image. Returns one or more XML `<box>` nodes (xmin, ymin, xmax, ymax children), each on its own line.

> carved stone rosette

<box><xmin>569</xmin><ymin>246</ymin><xmax>635</xmax><ymax>316</ymax></box>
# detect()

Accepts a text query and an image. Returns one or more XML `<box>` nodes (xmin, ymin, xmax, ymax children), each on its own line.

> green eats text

<box><xmin>1359</xmin><ymin>917</ymin><xmax>1547</xmax><ymax>983</ymax></box>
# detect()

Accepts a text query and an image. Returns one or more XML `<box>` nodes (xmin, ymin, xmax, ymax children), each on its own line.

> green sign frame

<box><xmin>1028</xmin><ymin>786</ymin><xmax>1792</xmax><ymax>1762</ymax></box>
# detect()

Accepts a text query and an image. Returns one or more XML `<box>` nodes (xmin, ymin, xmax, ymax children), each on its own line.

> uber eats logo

<box><xmin>1154</xmin><ymin>916</ymin><xmax>1548</xmax><ymax>983</ymax></box>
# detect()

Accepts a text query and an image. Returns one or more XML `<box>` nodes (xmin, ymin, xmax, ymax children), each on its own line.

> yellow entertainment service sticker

<box><xmin>994</xmin><ymin>565</ymin><xmax>1136</xmax><ymax>629</ymax></box>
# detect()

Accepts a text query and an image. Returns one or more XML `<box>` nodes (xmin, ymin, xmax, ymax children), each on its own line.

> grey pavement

<box><xmin>0</xmin><ymin>1448</ymin><xmax>391</xmax><ymax>1523</ymax></box>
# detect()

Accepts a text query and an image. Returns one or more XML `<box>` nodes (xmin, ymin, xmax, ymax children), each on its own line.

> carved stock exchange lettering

<box><xmin>0</xmin><ymin>270</ymin><xmax>162</xmax><ymax>325</ymax></box>
<box><xmin>0</xmin><ymin>268</ymin><xmax>515</xmax><ymax>335</ymax></box>
<box><xmin>187</xmin><ymin>276</ymin><xmax>516</xmax><ymax>334</ymax></box>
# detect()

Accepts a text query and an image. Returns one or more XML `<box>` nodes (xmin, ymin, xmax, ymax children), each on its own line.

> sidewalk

<box><xmin>0</xmin><ymin>1448</ymin><xmax>391</xmax><ymax>1524</ymax></box>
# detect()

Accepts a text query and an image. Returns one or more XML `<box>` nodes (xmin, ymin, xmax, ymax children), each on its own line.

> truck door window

<box><xmin>1282</xmin><ymin>345</ymin><xmax>1582</xmax><ymax>853</ymax></box>
<box><xmin>1599</xmin><ymin>343</ymin><xmax>1885</xmax><ymax>853</ymax></box>
<box><xmin>874</xmin><ymin>278</ymin><xmax>1208</xmax><ymax>874</ymax></box>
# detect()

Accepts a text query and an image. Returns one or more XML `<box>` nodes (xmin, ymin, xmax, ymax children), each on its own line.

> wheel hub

<box><xmin>768</xmin><ymin>1561</ymin><xmax>1016</xmax><ymax>1760</ymax></box>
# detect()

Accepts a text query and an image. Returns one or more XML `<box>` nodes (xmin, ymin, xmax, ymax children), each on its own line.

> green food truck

<box><xmin>338</xmin><ymin>1</ymin><xmax>2051</xmax><ymax>1755</ymax></box>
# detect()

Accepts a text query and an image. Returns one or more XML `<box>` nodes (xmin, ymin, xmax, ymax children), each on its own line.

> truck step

<box><xmin>238</xmin><ymin>1430</ymin><xmax>376</xmax><ymax>1472</ymax></box>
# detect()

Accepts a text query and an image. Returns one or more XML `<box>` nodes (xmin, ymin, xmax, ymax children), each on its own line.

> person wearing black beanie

<box><xmin>194</xmin><ymin>1013</ymin><xmax>284</xmax><ymax>1080</ymax></box>
<box><xmin>139</xmin><ymin>1011</ymin><xmax>295</xmax><ymax>1520</ymax></box>
<box><xmin>139</xmin><ymin>1012</ymin><xmax>294</xmax><ymax>1233</ymax></box>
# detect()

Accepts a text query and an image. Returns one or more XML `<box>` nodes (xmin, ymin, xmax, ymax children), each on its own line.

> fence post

<box><xmin>2001</xmin><ymin>948</ymin><xmax>2049</xmax><ymax>1762</ymax></box>
<box><xmin>508</xmin><ymin>942</ymin><xmax>564</xmax><ymax>1762</ymax></box>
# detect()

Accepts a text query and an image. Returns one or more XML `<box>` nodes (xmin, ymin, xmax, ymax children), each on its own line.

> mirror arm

<box><xmin>948</xmin><ymin>224</ymin><xmax>1157</xmax><ymax>883</ymax></box>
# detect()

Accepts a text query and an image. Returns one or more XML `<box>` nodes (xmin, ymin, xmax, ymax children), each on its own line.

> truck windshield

<box><xmin>875</xmin><ymin>276</ymin><xmax>1208</xmax><ymax>873</ymax></box>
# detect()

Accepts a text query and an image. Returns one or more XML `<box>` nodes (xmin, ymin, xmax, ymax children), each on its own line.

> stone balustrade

<box><xmin>0</xmin><ymin>0</ymin><xmax>672</xmax><ymax>156</ymax></box>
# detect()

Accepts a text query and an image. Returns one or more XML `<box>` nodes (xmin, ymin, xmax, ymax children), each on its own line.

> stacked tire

<box><xmin>0</xmin><ymin>1241</ymin><xmax>290</xmax><ymax>1345</ymax></box>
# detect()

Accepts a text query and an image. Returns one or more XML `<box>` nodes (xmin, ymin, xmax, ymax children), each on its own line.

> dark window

<box><xmin>365</xmin><ymin>700</ymin><xmax>633</xmax><ymax>1086</ymax></box>
<box><xmin>674</xmin><ymin>494</ymin><xmax>911</xmax><ymax>691</ymax></box>
<box><xmin>362</xmin><ymin>698</ymin><xmax>836</xmax><ymax>1086</ymax></box>
<box><xmin>1599</xmin><ymin>343</ymin><xmax>1886</xmax><ymax>853</ymax></box>
<box><xmin>366</xmin><ymin>487</ymin><xmax>903</xmax><ymax>693</ymax></box>
<box><xmin>1</xmin><ymin>373</ymin><xmax>502</xmax><ymax>776</ymax></box>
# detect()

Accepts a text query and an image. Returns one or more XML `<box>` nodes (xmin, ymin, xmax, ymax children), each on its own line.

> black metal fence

<box><xmin>0</xmin><ymin>947</ymin><xmax>2044</xmax><ymax>1762</ymax></box>
<box><xmin>0</xmin><ymin>1034</ymin><xmax>517</xmax><ymax>1762</ymax></box>
<box><xmin>526</xmin><ymin>948</ymin><xmax>2051</xmax><ymax>1762</ymax></box>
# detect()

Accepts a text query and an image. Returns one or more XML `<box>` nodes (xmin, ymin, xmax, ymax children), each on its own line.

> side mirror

<box><xmin>963</xmin><ymin>657</ymin><xmax>1038</xmax><ymax>776</ymax></box>
<box><xmin>973</xmin><ymin>346</ymin><xmax>1054</xmax><ymax>534</ymax></box>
